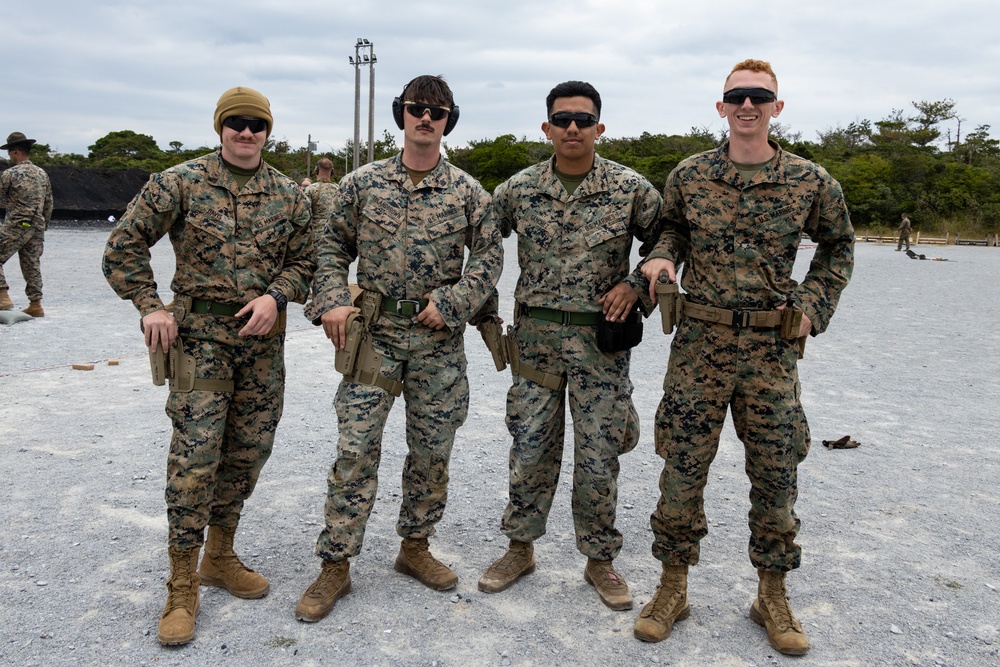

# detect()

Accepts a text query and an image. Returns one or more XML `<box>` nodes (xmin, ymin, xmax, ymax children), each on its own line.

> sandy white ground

<box><xmin>1</xmin><ymin>227</ymin><xmax>998</xmax><ymax>667</ymax></box>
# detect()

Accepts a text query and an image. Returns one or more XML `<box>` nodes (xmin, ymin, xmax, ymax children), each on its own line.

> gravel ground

<box><xmin>1</xmin><ymin>226</ymin><xmax>998</xmax><ymax>667</ymax></box>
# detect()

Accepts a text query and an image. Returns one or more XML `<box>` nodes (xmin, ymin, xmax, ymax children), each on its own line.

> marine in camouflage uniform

<box><xmin>0</xmin><ymin>132</ymin><xmax>53</xmax><ymax>315</ymax></box>
<box><xmin>304</xmin><ymin>159</ymin><xmax>337</xmax><ymax>264</ymax></box>
<box><xmin>896</xmin><ymin>213</ymin><xmax>912</xmax><ymax>251</ymax></box>
<box><xmin>478</xmin><ymin>81</ymin><xmax>662</xmax><ymax>612</ymax></box>
<box><xmin>103</xmin><ymin>87</ymin><xmax>313</xmax><ymax>646</ymax></box>
<box><xmin>295</xmin><ymin>75</ymin><xmax>502</xmax><ymax>623</ymax></box>
<box><xmin>633</xmin><ymin>60</ymin><xmax>854</xmax><ymax>654</ymax></box>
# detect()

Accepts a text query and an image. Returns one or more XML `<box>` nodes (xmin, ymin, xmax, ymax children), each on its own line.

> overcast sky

<box><xmin>6</xmin><ymin>1</ymin><xmax>998</xmax><ymax>158</ymax></box>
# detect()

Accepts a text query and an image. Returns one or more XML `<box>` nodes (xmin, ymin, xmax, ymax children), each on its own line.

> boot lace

<box><xmin>406</xmin><ymin>539</ymin><xmax>450</xmax><ymax>575</ymax></box>
<box><xmin>589</xmin><ymin>560</ymin><xmax>628</xmax><ymax>594</ymax></box>
<box><xmin>762</xmin><ymin>589</ymin><xmax>801</xmax><ymax>632</ymax></box>
<box><xmin>215</xmin><ymin>550</ymin><xmax>256</xmax><ymax>576</ymax></box>
<box><xmin>306</xmin><ymin>560</ymin><xmax>349</xmax><ymax>598</ymax></box>
<box><xmin>487</xmin><ymin>543</ymin><xmax>531</xmax><ymax>577</ymax></box>
<box><xmin>640</xmin><ymin>571</ymin><xmax>685</xmax><ymax>621</ymax></box>
<box><xmin>164</xmin><ymin>578</ymin><xmax>196</xmax><ymax>613</ymax></box>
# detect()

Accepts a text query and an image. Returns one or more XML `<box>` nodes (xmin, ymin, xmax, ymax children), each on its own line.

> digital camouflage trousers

<box><xmin>501</xmin><ymin>316</ymin><xmax>639</xmax><ymax>561</ymax></box>
<box><xmin>649</xmin><ymin>316</ymin><xmax>810</xmax><ymax>572</ymax></box>
<box><xmin>315</xmin><ymin>327</ymin><xmax>469</xmax><ymax>561</ymax></box>
<box><xmin>165</xmin><ymin>313</ymin><xmax>285</xmax><ymax>549</ymax></box>
<box><xmin>0</xmin><ymin>223</ymin><xmax>44</xmax><ymax>300</ymax></box>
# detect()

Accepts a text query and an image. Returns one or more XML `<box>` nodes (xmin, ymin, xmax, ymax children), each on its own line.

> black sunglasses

<box><xmin>223</xmin><ymin>116</ymin><xmax>269</xmax><ymax>134</ymax></box>
<box><xmin>722</xmin><ymin>87</ymin><xmax>777</xmax><ymax>105</ymax></box>
<box><xmin>549</xmin><ymin>112</ymin><xmax>599</xmax><ymax>129</ymax></box>
<box><xmin>404</xmin><ymin>102</ymin><xmax>451</xmax><ymax>121</ymax></box>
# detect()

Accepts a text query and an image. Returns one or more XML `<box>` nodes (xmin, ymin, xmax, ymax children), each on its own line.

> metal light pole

<box><xmin>349</xmin><ymin>38</ymin><xmax>377</xmax><ymax>171</ymax></box>
<box><xmin>367</xmin><ymin>45</ymin><xmax>377</xmax><ymax>164</ymax></box>
<box><xmin>306</xmin><ymin>134</ymin><xmax>317</xmax><ymax>176</ymax></box>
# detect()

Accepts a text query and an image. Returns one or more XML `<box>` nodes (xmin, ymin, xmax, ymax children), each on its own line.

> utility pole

<box><xmin>306</xmin><ymin>134</ymin><xmax>317</xmax><ymax>176</ymax></box>
<box><xmin>367</xmin><ymin>44</ymin><xmax>377</xmax><ymax>164</ymax></box>
<box><xmin>348</xmin><ymin>38</ymin><xmax>377</xmax><ymax>171</ymax></box>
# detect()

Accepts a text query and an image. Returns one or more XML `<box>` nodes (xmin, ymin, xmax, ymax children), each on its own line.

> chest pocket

<box><xmin>755</xmin><ymin>205</ymin><xmax>806</xmax><ymax>238</ymax></box>
<box><xmin>427</xmin><ymin>213</ymin><xmax>468</xmax><ymax>240</ymax></box>
<box><xmin>362</xmin><ymin>201</ymin><xmax>404</xmax><ymax>236</ymax></box>
<box><xmin>186</xmin><ymin>212</ymin><xmax>232</xmax><ymax>243</ymax></box>
<box><xmin>254</xmin><ymin>216</ymin><xmax>294</xmax><ymax>252</ymax></box>
<box><xmin>585</xmin><ymin>215</ymin><xmax>630</xmax><ymax>248</ymax></box>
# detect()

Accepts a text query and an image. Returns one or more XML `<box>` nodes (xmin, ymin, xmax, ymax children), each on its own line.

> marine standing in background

<box><xmin>896</xmin><ymin>213</ymin><xmax>912</xmax><ymax>251</ymax></box>
<box><xmin>305</xmin><ymin>157</ymin><xmax>337</xmax><ymax>243</ymax></box>
<box><xmin>0</xmin><ymin>132</ymin><xmax>54</xmax><ymax>317</ymax></box>
<box><xmin>295</xmin><ymin>75</ymin><xmax>502</xmax><ymax>623</ymax></box>
<box><xmin>634</xmin><ymin>59</ymin><xmax>854</xmax><ymax>654</ymax></box>
<box><xmin>103</xmin><ymin>87</ymin><xmax>314</xmax><ymax>645</ymax></box>
<box><xmin>478</xmin><ymin>81</ymin><xmax>663</xmax><ymax>611</ymax></box>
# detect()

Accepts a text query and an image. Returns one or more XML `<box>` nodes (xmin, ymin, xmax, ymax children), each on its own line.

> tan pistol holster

<box><xmin>147</xmin><ymin>295</ymin><xmax>235</xmax><ymax>393</ymax></box>
<box><xmin>655</xmin><ymin>276</ymin><xmax>682</xmax><ymax>335</ymax></box>
<box><xmin>333</xmin><ymin>285</ymin><xmax>402</xmax><ymax>397</ymax></box>
<box><xmin>779</xmin><ymin>306</ymin><xmax>807</xmax><ymax>359</ymax></box>
<box><xmin>264</xmin><ymin>310</ymin><xmax>287</xmax><ymax>339</ymax></box>
<box><xmin>504</xmin><ymin>323</ymin><xmax>566</xmax><ymax>392</ymax></box>
<box><xmin>477</xmin><ymin>317</ymin><xmax>508</xmax><ymax>372</ymax></box>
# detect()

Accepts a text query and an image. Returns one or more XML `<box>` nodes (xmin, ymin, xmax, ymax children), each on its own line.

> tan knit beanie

<box><xmin>213</xmin><ymin>86</ymin><xmax>273</xmax><ymax>138</ymax></box>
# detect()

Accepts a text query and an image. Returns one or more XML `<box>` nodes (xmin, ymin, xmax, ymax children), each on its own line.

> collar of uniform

<box><xmin>388</xmin><ymin>152</ymin><xmax>453</xmax><ymax>191</ymax></box>
<box><xmin>712</xmin><ymin>139</ymin><xmax>786</xmax><ymax>186</ymax></box>
<box><xmin>540</xmin><ymin>153</ymin><xmax>609</xmax><ymax>201</ymax></box>
<box><xmin>208</xmin><ymin>149</ymin><xmax>269</xmax><ymax>194</ymax></box>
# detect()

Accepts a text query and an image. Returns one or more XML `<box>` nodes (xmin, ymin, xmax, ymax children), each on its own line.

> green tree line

<box><xmin>24</xmin><ymin>129</ymin><xmax>401</xmax><ymax>184</ymax></box>
<box><xmin>20</xmin><ymin>99</ymin><xmax>1000</xmax><ymax>235</ymax></box>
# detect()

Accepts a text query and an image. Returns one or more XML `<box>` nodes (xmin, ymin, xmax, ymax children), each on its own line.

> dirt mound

<box><xmin>1</xmin><ymin>164</ymin><xmax>151</xmax><ymax>220</ymax></box>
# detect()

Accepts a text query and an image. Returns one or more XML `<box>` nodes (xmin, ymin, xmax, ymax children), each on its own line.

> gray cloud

<box><xmin>6</xmin><ymin>0</ymin><xmax>996</xmax><ymax>156</ymax></box>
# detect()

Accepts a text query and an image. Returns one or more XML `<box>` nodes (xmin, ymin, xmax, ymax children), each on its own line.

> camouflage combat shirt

<box><xmin>644</xmin><ymin>140</ymin><xmax>854</xmax><ymax>334</ymax></box>
<box><xmin>305</xmin><ymin>178</ymin><xmax>337</xmax><ymax>241</ymax></box>
<box><xmin>493</xmin><ymin>154</ymin><xmax>663</xmax><ymax>312</ymax></box>
<box><xmin>103</xmin><ymin>150</ymin><xmax>314</xmax><ymax>317</ymax></box>
<box><xmin>0</xmin><ymin>160</ymin><xmax>54</xmax><ymax>230</ymax></box>
<box><xmin>305</xmin><ymin>153</ymin><xmax>502</xmax><ymax>331</ymax></box>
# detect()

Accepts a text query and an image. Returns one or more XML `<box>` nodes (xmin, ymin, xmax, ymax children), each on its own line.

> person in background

<box><xmin>896</xmin><ymin>213</ymin><xmax>912</xmax><ymax>251</ymax></box>
<box><xmin>0</xmin><ymin>131</ymin><xmax>54</xmax><ymax>317</ymax></box>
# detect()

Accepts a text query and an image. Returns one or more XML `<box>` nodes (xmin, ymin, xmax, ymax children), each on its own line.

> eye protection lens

<box><xmin>404</xmin><ymin>102</ymin><xmax>451</xmax><ymax>121</ymax></box>
<box><xmin>722</xmin><ymin>88</ymin><xmax>777</xmax><ymax>105</ymax></box>
<box><xmin>548</xmin><ymin>112</ymin><xmax>599</xmax><ymax>129</ymax></box>
<box><xmin>223</xmin><ymin>116</ymin><xmax>269</xmax><ymax>133</ymax></box>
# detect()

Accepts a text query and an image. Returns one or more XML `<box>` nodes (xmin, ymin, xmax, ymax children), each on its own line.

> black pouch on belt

<box><xmin>596</xmin><ymin>307</ymin><xmax>643</xmax><ymax>353</ymax></box>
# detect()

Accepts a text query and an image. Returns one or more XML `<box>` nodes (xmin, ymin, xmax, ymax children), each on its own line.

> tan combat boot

<box><xmin>158</xmin><ymin>546</ymin><xmax>201</xmax><ymax>645</ymax></box>
<box><xmin>198</xmin><ymin>525</ymin><xmax>270</xmax><ymax>599</ymax></box>
<box><xmin>478</xmin><ymin>540</ymin><xmax>536</xmax><ymax>593</ymax></box>
<box><xmin>750</xmin><ymin>569</ymin><xmax>810</xmax><ymax>655</ymax></box>
<box><xmin>394</xmin><ymin>538</ymin><xmax>458</xmax><ymax>591</ymax></box>
<box><xmin>0</xmin><ymin>288</ymin><xmax>12</xmax><ymax>310</ymax></box>
<box><xmin>633</xmin><ymin>564</ymin><xmax>691</xmax><ymax>642</ymax></box>
<box><xmin>585</xmin><ymin>557</ymin><xmax>633</xmax><ymax>610</ymax></box>
<box><xmin>295</xmin><ymin>559</ymin><xmax>351</xmax><ymax>622</ymax></box>
<box><xmin>22</xmin><ymin>300</ymin><xmax>44</xmax><ymax>317</ymax></box>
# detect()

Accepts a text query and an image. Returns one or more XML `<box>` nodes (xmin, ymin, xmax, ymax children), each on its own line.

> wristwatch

<box><xmin>266</xmin><ymin>289</ymin><xmax>288</xmax><ymax>312</ymax></box>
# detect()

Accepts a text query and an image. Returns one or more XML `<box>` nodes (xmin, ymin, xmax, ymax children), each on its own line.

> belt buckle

<box><xmin>396</xmin><ymin>299</ymin><xmax>421</xmax><ymax>316</ymax></box>
<box><xmin>561</xmin><ymin>311</ymin><xmax>572</xmax><ymax>325</ymax></box>
<box><xmin>731</xmin><ymin>310</ymin><xmax>750</xmax><ymax>331</ymax></box>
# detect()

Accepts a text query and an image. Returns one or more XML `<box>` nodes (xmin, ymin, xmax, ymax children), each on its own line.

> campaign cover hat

<box><xmin>2</xmin><ymin>132</ymin><xmax>37</xmax><ymax>150</ymax></box>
